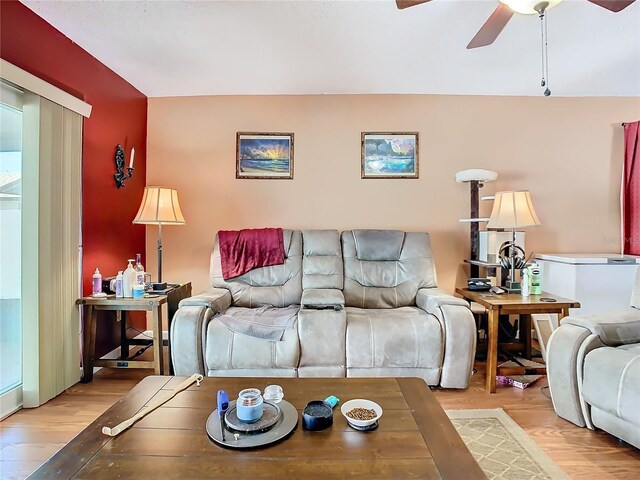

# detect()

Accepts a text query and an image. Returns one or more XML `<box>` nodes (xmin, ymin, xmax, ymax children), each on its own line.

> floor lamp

<box><xmin>133</xmin><ymin>186</ymin><xmax>186</xmax><ymax>290</ymax></box>
<box><xmin>487</xmin><ymin>190</ymin><xmax>541</xmax><ymax>292</ymax></box>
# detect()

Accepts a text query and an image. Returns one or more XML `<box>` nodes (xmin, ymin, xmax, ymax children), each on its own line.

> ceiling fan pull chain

<box><xmin>543</xmin><ymin>12</ymin><xmax>551</xmax><ymax>96</ymax></box>
<box><xmin>539</xmin><ymin>10</ymin><xmax>546</xmax><ymax>88</ymax></box>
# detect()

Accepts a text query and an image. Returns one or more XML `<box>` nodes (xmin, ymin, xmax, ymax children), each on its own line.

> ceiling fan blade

<box><xmin>586</xmin><ymin>0</ymin><xmax>636</xmax><ymax>12</ymax></box>
<box><xmin>396</xmin><ymin>0</ymin><xmax>432</xmax><ymax>10</ymax></box>
<box><xmin>467</xmin><ymin>4</ymin><xmax>514</xmax><ymax>49</ymax></box>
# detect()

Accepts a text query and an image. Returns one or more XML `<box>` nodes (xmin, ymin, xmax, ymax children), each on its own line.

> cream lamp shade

<box><xmin>487</xmin><ymin>190</ymin><xmax>541</xmax><ymax>229</ymax></box>
<box><xmin>133</xmin><ymin>186</ymin><xmax>185</xmax><ymax>289</ymax></box>
<box><xmin>133</xmin><ymin>186</ymin><xmax>185</xmax><ymax>225</ymax></box>
<box><xmin>487</xmin><ymin>190</ymin><xmax>540</xmax><ymax>293</ymax></box>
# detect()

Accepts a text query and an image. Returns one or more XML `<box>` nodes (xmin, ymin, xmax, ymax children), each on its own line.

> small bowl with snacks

<box><xmin>340</xmin><ymin>399</ymin><xmax>383</xmax><ymax>431</ymax></box>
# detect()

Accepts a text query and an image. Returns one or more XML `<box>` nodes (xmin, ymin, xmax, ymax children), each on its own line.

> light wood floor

<box><xmin>1</xmin><ymin>357</ymin><xmax>639</xmax><ymax>479</ymax></box>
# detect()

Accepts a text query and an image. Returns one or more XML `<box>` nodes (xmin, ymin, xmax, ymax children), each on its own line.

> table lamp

<box><xmin>133</xmin><ymin>186</ymin><xmax>186</xmax><ymax>290</ymax></box>
<box><xmin>486</xmin><ymin>190</ymin><xmax>541</xmax><ymax>292</ymax></box>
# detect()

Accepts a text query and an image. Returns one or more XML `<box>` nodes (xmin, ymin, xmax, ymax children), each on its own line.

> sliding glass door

<box><xmin>0</xmin><ymin>83</ymin><xmax>23</xmax><ymax>418</ymax></box>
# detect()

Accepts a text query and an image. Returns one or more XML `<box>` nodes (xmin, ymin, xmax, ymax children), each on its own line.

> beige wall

<box><xmin>147</xmin><ymin>95</ymin><xmax>640</xmax><ymax>295</ymax></box>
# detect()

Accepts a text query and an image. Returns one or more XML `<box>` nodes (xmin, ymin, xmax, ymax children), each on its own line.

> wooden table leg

<box><xmin>81</xmin><ymin>305</ymin><xmax>98</xmax><ymax>383</ymax></box>
<box><xmin>558</xmin><ymin>307</ymin><xmax>570</xmax><ymax>323</ymax></box>
<box><xmin>486</xmin><ymin>308</ymin><xmax>499</xmax><ymax>393</ymax></box>
<box><xmin>520</xmin><ymin>314</ymin><xmax>532</xmax><ymax>359</ymax></box>
<box><xmin>152</xmin><ymin>305</ymin><xmax>164</xmax><ymax>375</ymax></box>
<box><xmin>120</xmin><ymin>310</ymin><xmax>128</xmax><ymax>359</ymax></box>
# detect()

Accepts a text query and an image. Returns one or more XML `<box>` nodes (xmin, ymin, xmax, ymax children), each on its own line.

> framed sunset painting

<box><xmin>361</xmin><ymin>132</ymin><xmax>419</xmax><ymax>179</ymax></box>
<box><xmin>236</xmin><ymin>132</ymin><xmax>294</xmax><ymax>179</ymax></box>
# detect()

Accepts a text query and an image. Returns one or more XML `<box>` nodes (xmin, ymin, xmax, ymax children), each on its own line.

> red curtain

<box><xmin>623</xmin><ymin>121</ymin><xmax>640</xmax><ymax>255</ymax></box>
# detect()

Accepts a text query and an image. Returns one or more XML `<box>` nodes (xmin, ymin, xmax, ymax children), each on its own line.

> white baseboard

<box><xmin>0</xmin><ymin>385</ymin><xmax>23</xmax><ymax>420</ymax></box>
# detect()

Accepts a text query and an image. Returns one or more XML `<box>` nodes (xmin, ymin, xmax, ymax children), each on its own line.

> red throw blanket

<box><xmin>218</xmin><ymin>228</ymin><xmax>285</xmax><ymax>280</ymax></box>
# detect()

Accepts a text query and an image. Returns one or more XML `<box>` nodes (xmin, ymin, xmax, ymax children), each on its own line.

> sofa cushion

<box><xmin>215</xmin><ymin>305</ymin><xmax>298</xmax><ymax>342</ymax></box>
<box><xmin>205</xmin><ymin>313</ymin><xmax>300</xmax><ymax>371</ymax></box>
<box><xmin>618</xmin><ymin>343</ymin><xmax>640</xmax><ymax>354</ymax></box>
<box><xmin>342</xmin><ymin>230</ymin><xmax>437</xmax><ymax>309</ymax></box>
<box><xmin>210</xmin><ymin>229</ymin><xmax>302</xmax><ymax>308</ymax></box>
<box><xmin>351</xmin><ymin>230</ymin><xmax>405</xmax><ymax>261</ymax></box>
<box><xmin>345</xmin><ymin>307</ymin><xmax>443</xmax><ymax>369</ymax></box>
<box><xmin>302</xmin><ymin>230</ymin><xmax>343</xmax><ymax>290</ymax></box>
<box><xmin>582</xmin><ymin>347</ymin><xmax>640</xmax><ymax>429</ymax></box>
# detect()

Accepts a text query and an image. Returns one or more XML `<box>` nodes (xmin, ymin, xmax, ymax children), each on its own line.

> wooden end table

<box><xmin>455</xmin><ymin>288</ymin><xmax>580</xmax><ymax>393</ymax></box>
<box><xmin>77</xmin><ymin>295</ymin><xmax>167</xmax><ymax>382</ymax></box>
<box><xmin>78</xmin><ymin>282</ymin><xmax>191</xmax><ymax>382</ymax></box>
<box><xmin>27</xmin><ymin>376</ymin><xmax>486</xmax><ymax>479</ymax></box>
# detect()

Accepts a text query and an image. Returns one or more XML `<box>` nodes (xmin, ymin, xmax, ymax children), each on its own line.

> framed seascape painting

<box><xmin>361</xmin><ymin>132</ymin><xmax>419</xmax><ymax>179</ymax></box>
<box><xmin>236</xmin><ymin>132</ymin><xmax>294</xmax><ymax>179</ymax></box>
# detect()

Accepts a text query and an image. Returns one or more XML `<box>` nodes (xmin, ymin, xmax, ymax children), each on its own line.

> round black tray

<box><xmin>225</xmin><ymin>401</ymin><xmax>281</xmax><ymax>433</ymax></box>
<box><xmin>207</xmin><ymin>400</ymin><xmax>297</xmax><ymax>449</ymax></box>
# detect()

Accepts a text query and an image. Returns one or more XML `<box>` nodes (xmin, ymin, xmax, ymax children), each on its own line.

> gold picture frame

<box><xmin>361</xmin><ymin>132</ymin><xmax>419</xmax><ymax>179</ymax></box>
<box><xmin>236</xmin><ymin>132</ymin><xmax>294</xmax><ymax>179</ymax></box>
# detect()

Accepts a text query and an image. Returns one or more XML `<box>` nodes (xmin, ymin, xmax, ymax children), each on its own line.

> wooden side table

<box><xmin>78</xmin><ymin>283</ymin><xmax>192</xmax><ymax>382</ymax></box>
<box><xmin>78</xmin><ymin>295</ymin><xmax>167</xmax><ymax>382</ymax></box>
<box><xmin>455</xmin><ymin>288</ymin><xmax>580</xmax><ymax>393</ymax></box>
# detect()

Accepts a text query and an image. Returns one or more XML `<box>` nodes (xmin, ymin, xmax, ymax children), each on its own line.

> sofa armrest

<box><xmin>178</xmin><ymin>287</ymin><xmax>232</xmax><ymax>312</ymax></box>
<box><xmin>301</xmin><ymin>288</ymin><xmax>344</xmax><ymax>310</ymax></box>
<box><xmin>416</xmin><ymin>288</ymin><xmax>475</xmax><ymax>389</ymax></box>
<box><xmin>547</xmin><ymin>324</ymin><xmax>605</xmax><ymax>428</ymax></box>
<box><xmin>170</xmin><ymin>305</ymin><xmax>215</xmax><ymax>376</ymax></box>
<box><xmin>560</xmin><ymin>308</ymin><xmax>640</xmax><ymax>346</ymax></box>
<box><xmin>416</xmin><ymin>288</ymin><xmax>469</xmax><ymax>311</ymax></box>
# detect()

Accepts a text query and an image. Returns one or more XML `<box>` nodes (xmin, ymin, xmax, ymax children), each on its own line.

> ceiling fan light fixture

<box><xmin>500</xmin><ymin>0</ymin><xmax>563</xmax><ymax>14</ymax></box>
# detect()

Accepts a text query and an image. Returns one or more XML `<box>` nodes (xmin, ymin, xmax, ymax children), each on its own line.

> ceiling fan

<box><xmin>396</xmin><ymin>0</ymin><xmax>636</xmax><ymax>49</ymax></box>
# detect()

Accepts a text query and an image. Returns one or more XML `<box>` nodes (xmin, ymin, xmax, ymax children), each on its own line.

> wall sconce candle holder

<box><xmin>114</xmin><ymin>144</ymin><xmax>134</xmax><ymax>188</ymax></box>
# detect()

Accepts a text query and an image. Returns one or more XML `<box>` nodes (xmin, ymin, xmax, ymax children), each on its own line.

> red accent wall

<box><xmin>1</xmin><ymin>1</ymin><xmax>147</xmax><ymax>352</ymax></box>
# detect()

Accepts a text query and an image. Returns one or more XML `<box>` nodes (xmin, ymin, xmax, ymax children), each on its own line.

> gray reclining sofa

<box><xmin>171</xmin><ymin>229</ymin><xmax>477</xmax><ymax>388</ymax></box>
<box><xmin>547</xmin><ymin>266</ymin><xmax>640</xmax><ymax>448</ymax></box>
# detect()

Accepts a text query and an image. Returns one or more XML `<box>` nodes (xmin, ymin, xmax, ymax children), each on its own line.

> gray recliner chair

<box><xmin>341</xmin><ymin>230</ymin><xmax>476</xmax><ymax>388</ymax></box>
<box><xmin>171</xmin><ymin>229</ymin><xmax>303</xmax><ymax>377</ymax></box>
<box><xmin>547</xmin><ymin>266</ymin><xmax>640</xmax><ymax>448</ymax></box>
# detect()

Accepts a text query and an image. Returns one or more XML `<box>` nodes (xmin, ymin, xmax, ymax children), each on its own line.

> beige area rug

<box><xmin>447</xmin><ymin>409</ymin><xmax>569</xmax><ymax>480</ymax></box>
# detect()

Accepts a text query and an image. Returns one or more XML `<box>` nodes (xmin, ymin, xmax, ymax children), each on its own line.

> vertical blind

<box><xmin>2</xmin><ymin>61</ymin><xmax>89</xmax><ymax>408</ymax></box>
<box><xmin>21</xmin><ymin>93</ymin><xmax>82</xmax><ymax>407</ymax></box>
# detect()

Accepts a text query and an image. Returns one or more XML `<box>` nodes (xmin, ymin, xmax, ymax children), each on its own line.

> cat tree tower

<box><xmin>456</xmin><ymin>169</ymin><xmax>498</xmax><ymax>278</ymax></box>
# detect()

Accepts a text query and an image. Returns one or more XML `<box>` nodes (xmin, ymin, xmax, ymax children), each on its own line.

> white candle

<box><xmin>129</xmin><ymin>147</ymin><xmax>135</xmax><ymax>169</ymax></box>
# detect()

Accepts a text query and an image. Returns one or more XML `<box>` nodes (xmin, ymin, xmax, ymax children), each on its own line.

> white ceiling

<box><xmin>22</xmin><ymin>0</ymin><xmax>640</xmax><ymax>97</ymax></box>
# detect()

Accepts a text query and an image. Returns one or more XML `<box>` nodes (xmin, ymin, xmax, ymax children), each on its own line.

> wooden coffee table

<box><xmin>28</xmin><ymin>376</ymin><xmax>485</xmax><ymax>479</ymax></box>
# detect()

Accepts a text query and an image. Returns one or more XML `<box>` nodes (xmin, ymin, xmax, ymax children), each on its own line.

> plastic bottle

<box><xmin>521</xmin><ymin>267</ymin><xmax>530</xmax><ymax>297</ymax></box>
<box><xmin>92</xmin><ymin>268</ymin><xmax>102</xmax><ymax>296</ymax></box>
<box><xmin>132</xmin><ymin>284</ymin><xmax>145</xmax><ymax>298</ymax></box>
<box><xmin>530</xmin><ymin>261</ymin><xmax>542</xmax><ymax>295</ymax></box>
<box><xmin>123</xmin><ymin>259</ymin><xmax>136</xmax><ymax>298</ymax></box>
<box><xmin>134</xmin><ymin>253</ymin><xmax>145</xmax><ymax>285</ymax></box>
<box><xmin>115</xmin><ymin>271</ymin><xmax>124</xmax><ymax>298</ymax></box>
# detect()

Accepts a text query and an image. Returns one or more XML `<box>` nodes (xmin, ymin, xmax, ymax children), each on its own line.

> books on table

<box><xmin>497</xmin><ymin>358</ymin><xmax>545</xmax><ymax>389</ymax></box>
